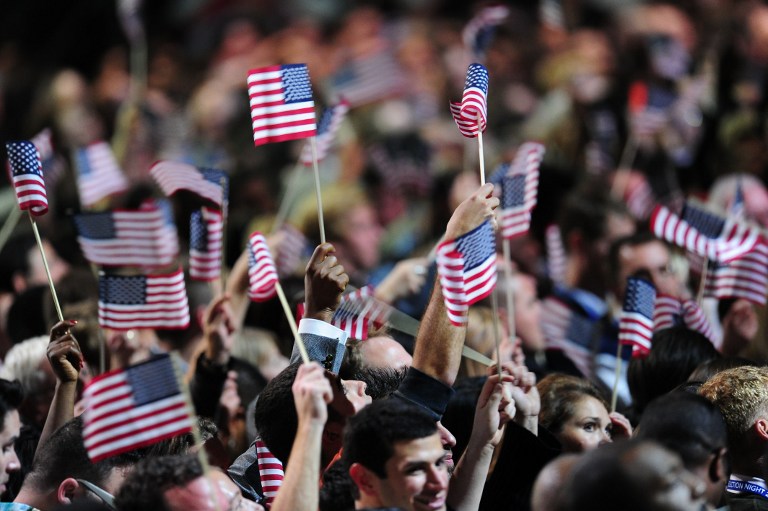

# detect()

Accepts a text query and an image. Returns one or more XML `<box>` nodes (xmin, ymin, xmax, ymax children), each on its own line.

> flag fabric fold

<box><xmin>499</xmin><ymin>142</ymin><xmax>544</xmax><ymax>239</ymax></box>
<box><xmin>704</xmin><ymin>241</ymin><xmax>768</xmax><ymax>305</ymax></box>
<box><xmin>189</xmin><ymin>207</ymin><xmax>224</xmax><ymax>281</ymax></box>
<box><xmin>545</xmin><ymin>224</ymin><xmax>567</xmax><ymax>286</ymax></box>
<box><xmin>541</xmin><ymin>296</ymin><xmax>597</xmax><ymax>377</ymax></box>
<box><xmin>74</xmin><ymin>201</ymin><xmax>179</xmax><ymax>268</ymax></box>
<box><xmin>653</xmin><ymin>294</ymin><xmax>716</xmax><ymax>342</ymax></box>
<box><xmin>436</xmin><ymin>221</ymin><xmax>497</xmax><ymax>325</ymax></box>
<box><xmin>650</xmin><ymin>205</ymin><xmax>759</xmax><ymax>263</ymax></box>
<box><xmin>82</xmin><ymin>354</ymin><xmax>194</xmax><ymax>462</ymax></box>
<box><xmin>450</xmin><ymin>63</ymin><xmax>489</xmax><ymax>138</ymax></box>
<box><xmin>75</xmin><ymin>141</ymin><xmax>129</xmax><ymax>207</ymax></box>
<box><xmin>150</xmin><ymin>161</ymin><xmax>228</xmax><ymax>208</ymax></box>
<box><xmin>327</xmin><ymin>50</ymin><xmax>406</xmax><ymax>107</ymax></box>
<box><xmin>7</xmin><ymin>141</ymin><xmax>48</xmax><ymax>216</ymax></box>
<box><xmin>98</xmin><ymin>268</ymin><xmax>190</xmax><ymax>330</ymax></box>
<box><xmin>463</xmin><ymin>6</ymin><xmax>510</xmax><ymax>61</ymax></box>
<box><xmin>299</xmin><ymin>99</ymin><xmax>349</xmax><ymax>165</ymax></box>
<box><xmin>248</xmin><ymin>232</ymin><xmax>279</xmax><ymax>302</ymax></box>
<box><xmin>618</xmin><ymin>277</ymin><xmax>656</xmax><ymax>357</ymax></box>
<box><xmin>247</xmin><ymin>64</ymin><xmax>317</xmax><ymax>146</ymax></box>
<box><xmin>255</xmin><ymin>439</ymin><xmax>284</xmax><ymax>504</ymax></box>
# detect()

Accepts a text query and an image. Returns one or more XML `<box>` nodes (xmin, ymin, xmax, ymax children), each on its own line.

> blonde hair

<box><xmin>699</xmin><ymin>366</ymin><xmax>768</xmax><ymax>448</ymax></box>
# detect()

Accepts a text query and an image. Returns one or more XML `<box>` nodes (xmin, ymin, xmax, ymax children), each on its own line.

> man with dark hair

<box><xmin>344</xmin><ymin>399</ymin><xmax>446</xmax><ymax>511</ymax></box>
<box><xmin>635</xmin><ymin>391</ymin><xmax>730</xmax><ymax>508</ymax></box>
<box><xmin>560</xmin><ymin>438</ymin><xmax>707</xmax><ymax>511</ymax></box>
<box><xmin>700</xmin><ymin>366</ymin><xmax>768</xmax><ymax>510</ymax></box>
<box><xmin>0</xmin><ymin>379</ymin><xmax>24</xmax><ymax>498</ymax></box>
<box><xmin>11</xmin><ymin>417</ymin><xmax>139</xmax><ymax>510</ymax></box>
<box><xmin>115</xmin><ymin>455</ymin><xmax>262</xmax><ymax>511</ymax></box>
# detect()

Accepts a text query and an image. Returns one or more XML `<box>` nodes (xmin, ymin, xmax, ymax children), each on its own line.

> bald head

<box><xmin>532</xmin><ymin>454</ymin><xmax>579</xmax><ymax>511</ymax></box>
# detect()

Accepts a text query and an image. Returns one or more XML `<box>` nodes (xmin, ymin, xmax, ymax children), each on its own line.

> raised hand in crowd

<box><xmin>202</xmin><ymin>294</ymin><xmax>236</xmax><ymax>367</ymax></box>
<box><xmin>374</xmin><ymin>256</ymin><xmax>429</xmax><ymax>304</ymax></box>
<box><xmin>37</xmin><ymin>320</ymin><xmax>82</xmax><ymax>457</ymax></box>
<box><xmin>304</xmin><ymin>243</ymin><xmax>349</xmax><ymax>323</ymax></box>
<box><xmin>498</xmin><ymin>357</ymin><xmax>540</xmax><ymax>435</ymax></box>
<box><xmin>445</xmin><ymin>183</ymin><xmax>500</xmax><ymax>241</ymax></box>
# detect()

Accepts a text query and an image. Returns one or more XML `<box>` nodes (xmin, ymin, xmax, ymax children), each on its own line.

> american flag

<box><xmin>463</xmin><ymin>5</ymin><xmax>510</xmax><ymax>61</ymax></box>
<box><xmin>541</xmin><ymin>296</ymin><xmax>596</xmax><ymax>377</ymax></box>
<box><xmin>6</xmin><ymin>141</ymin><xmax>47</xmax><ymax>216</ymax></box>
<box><xmin>98</xmin><ymin>269</ymin><xmax>190</xmax><ymax>330</ymax></box>
<box><xmin>189</xmin><ymin>207</ymin><xmax>223</xmax><ymax>282</ymax></box>
<box><xmin>450</xmin><ymin>63</ymin><xmax>489</xmax><ymax>138</ymax></box>
<box><xmin>499</xmin><ymin>143</ymin><xmax>544</xmax><ymax>239</ymax></box>
<box><xmin>328</xmin><ymin>50</ymin><xmax>407</xmax><ymax>107</ymax></box>
<box><xmin>82</xmin><ymin>354</ymin><xmax>194</xmax><ymax>462</ymax></box>
<box><xmin>255</xmin><ymin>439</ymin><xmax>284</xmax><ymax>505</ymax></box>
<box><xmin>545</xmin><ymin>224</ymin><xmax>567</xmax><ymax>286</ymax></box>
<box><xmin>704</xmin><ymin>241</ymin><xmax>768</xmax><ymax>305</ymax></box>
<box><xmin>682</xmin><ymin>203</ymin><xmax>760</xmax><ymax>262</ymax></box>
<box><xmin>618</xmin><ymin>277</ymin><xmax>656</xmax><ymax>357</ymax></box>
<box><xmin>248</xmin><ymin>232</ymin><xmax>279</xmax><ymax>302</ymax></box>
<box><xmin>247</xmin><ymin>64</ymin><xmax>317</xmax><ymax>146</ymax></box>
<box><xmin>653</xmin><ymin>294</ymin><xmax>715</xmax><ymax>341</ymax></box>
<box><xmin>627</xmin><ymin>81</ymin><xmax>672</xmax><ymax>139</ymax></box>
<box><xmin>75</xmin><ymin>142</ymin><xmax>129</xmax><ymax>207</ymax></box>
<box><xmin>73</xmin><ymin>201</ymin><xmax>179</xmax><ymax>268</ymax></box>
<box><xmin>149</xmin><ymin>161</ymin><xmax>228</xmax><ymax>208</ymax></box>
<box><xmin>299</xmin><ymin>99</ymin><xmax>349</xmax><ymax>166</ymax></box>
<box><xmin>650</xmin><ymin>205</ymin><xmax>758</xmax><ymax>264</ymax></box>
<box><xmin>488</xmin><ymin>162</ymin><xmax>510</xmax><ymax>186</ymax></box>
<box><xmin>436</xmin><ymin>221</ymin><xmax>497</xmax><ymax>326</ymax></box>
<box><xmin>331</xmin><ymin>286</ymin><xmax>391</xmax><ymax>340</ymax></box>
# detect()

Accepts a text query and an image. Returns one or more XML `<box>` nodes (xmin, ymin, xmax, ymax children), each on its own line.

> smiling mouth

<box><xmin>414</xmin><ymin>493</ymin><xmax>446</xmax><ymax>510</ymax></box>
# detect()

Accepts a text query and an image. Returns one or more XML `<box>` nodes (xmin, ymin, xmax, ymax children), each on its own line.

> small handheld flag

<box><xmin>299</xmin><ymin>99</ymin><xmax>349</xmax><ymax>166</ymax></box>
<box><xmin>247</xmin><ymin>232</ymin><xmax>279</xmax><ymax>302</ymax></box>
<box><xmin>619</xmin><ymin>277</ymin><xmax>656</xmax><ymax>357</ymax></box>
<box><xmin>247</xmin><ymin>64</ymin><xmax>317</xmax><ymax>146</ymax></box>
<box><xmin>450</xmin><ymin>63</ymin><xmax>489</xmax><ymax>138</ymax></box>
<box><xmin>98</xmin><ymin>269</ymin><xmax>190</xmax><ymax>330</ymax></box>
<box><xmin>463</xmin><ymin>6</ymin><xmax>510</xmax><ymax>61</ymax></box>
<box><xmin>499</xmin><ymin>143</ymin><xmax>544</xmax><ymax>239</ymax></box>
<box><xmin>82</xmin><ymin>354</ymin><xmax>194</xmax><ymax>461</ymax></box>
<box><xmin>436</xmin><ymin>221</ymin><xmax>497</xmax><ymax>325</ymax></box>
<box><xmin>7</xmin><ymin>141</ymin><xmax>47</xmax><ymax>216</ymax></box>
<box><xmin>189</xmin><ymin>207</ymin><xmax>224</xmax><ymax>282</ymax></box>
<box><xmin>150</xmin><ymin>161</ymin><xmax>228</xmax><ymax>208</ymax></box>
<box><xmin>75</xmin><ymin>142</ymin><xmax>129</xmax><ymax>207</ymax></box>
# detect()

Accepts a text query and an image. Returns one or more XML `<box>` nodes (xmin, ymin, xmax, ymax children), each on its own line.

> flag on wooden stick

<box><xmin>7</xmin><ymin>141</ymin><xmax>48</xmax><ymax>216</ymax></box>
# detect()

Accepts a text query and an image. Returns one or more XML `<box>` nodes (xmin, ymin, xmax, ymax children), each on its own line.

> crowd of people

<box><xmin>1</xmin><ymin>0</ymin><xmax>768</xmax><ymax>510</ymax></box>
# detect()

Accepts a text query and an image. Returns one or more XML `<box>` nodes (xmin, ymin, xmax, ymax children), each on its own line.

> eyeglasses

<box><xmin>77</xmin><ymin>479</ymin><xmax>116</xmax><ymax>510</ymax></box>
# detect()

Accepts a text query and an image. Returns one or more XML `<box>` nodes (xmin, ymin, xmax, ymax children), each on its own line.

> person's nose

<box><xmin>6</xmin><ymin>449</ymin><xmax>20</xmax><ymax>473</ymax></box>
<box><xmin>436</xmin><ymin>421</ymin><xmax>456</xmax><ymax>449</ymax></box>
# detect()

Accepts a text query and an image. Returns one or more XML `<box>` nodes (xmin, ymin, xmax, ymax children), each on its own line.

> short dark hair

<box><xmin>342</xmin><ymin>399</ymin><xmax>437</xmax><ymax>478</ymax></box>
<box><xmin>24</xmin><ymin>417</ymin><xmax>142</xmax><ymax>493</ymax></box>
<box><xmin>0</xmin><ymin>379</ymin><xmax>24</xmax><ymax>431</ymax></box>
<box><xmin>537</xmin><ymin>374</ymin><xmax>609</xmax><ymax>434</ymax></box>
<box><xmin>114</xmin><ymin>455</ymin><xmax>202</xmax><ymax>511</ymax></box>
<box><xmin>636</xmin><ymin>391</ymin><xmax>728</xmax><ymax>469</ymax></box>
<box><xmin>253</xmin><ymin>363</ymin><xmax>301</xmax><ymax>464</ymax></box>
<box><xmin>628</xmin><ymin>327</ymin><xmax>720</xmax><ymax>415</ymax></box>
<box><xmin>607</xmin><ymin>230</ymin><xmax>667</xmax><ymax>287</ymax></box>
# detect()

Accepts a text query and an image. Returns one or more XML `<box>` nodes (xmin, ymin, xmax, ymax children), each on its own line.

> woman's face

<box><xmin>556</xmin><ymin>395</ymin><xmax>612</xmax><ymax>453</ymax></box>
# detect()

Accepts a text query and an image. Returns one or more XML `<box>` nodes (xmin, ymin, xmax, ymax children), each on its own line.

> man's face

<box><xmin>0</xmin><ymin>409</ymin><xmax>20</xmax><ymax>494</ymax></box>
<box><xmin>371</xmin><ymin>433</ymin><xmax>449</xmax><ymax>511</ymax></box>
<box><xmin>616</xmin><ymin>240</ymin><xmax>679</xmax><ymax>299</ymax></box>
<box><xmin>513</xmin><ymin>274</ymin><xmax>546</xmax><ymax>352</ymax></box>
<box><xmin>163</xmin><ymin>473</ymin><xmax>264</xmax><ymax>511</ymax></box>
<box><xmin>627</xmin><ymin>444</ymin><xmax>707</xmax><ymax>511</ymax></box>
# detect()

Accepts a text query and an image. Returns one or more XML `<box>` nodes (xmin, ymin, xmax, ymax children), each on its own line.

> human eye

<box><xmin>582</xmin><ymin>421</ymin><xmax>597</xmax><ymax>432</ymax></box>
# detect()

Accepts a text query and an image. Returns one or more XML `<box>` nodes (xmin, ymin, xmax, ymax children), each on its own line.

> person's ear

<box><xmin>57</xmin><ymin>477</ymin><xmax>79</xmax><ymax>504</ymax></box>
<box><xmin>349</xmin><ymin>463</ymin><xmax>378</xmax><ymax>496</ymax></box>
<box><xmin>755</xmin><ymin>418</ymin><xmax>768</xmax><ymax>442</ymax></box>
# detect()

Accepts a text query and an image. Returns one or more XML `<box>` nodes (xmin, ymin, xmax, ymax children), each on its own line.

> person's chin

<box><xmin>413</xmin><ymin>493</ymin><xmax>446</xmax><ymax>511</ymax></box>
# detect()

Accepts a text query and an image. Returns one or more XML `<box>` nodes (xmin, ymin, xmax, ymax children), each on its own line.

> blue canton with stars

<box><xmin>681</xmin><ymin>204</ymin><xmax>725</xmax><ymax>239</ymax></box>
<box><xmin>200</xmin><ymin>168</ymin><xmax>228</xmax><ymax>202</ymax></box>
<box><xmin>281</xmin><ymin>64</ymin><xmax>313</xmax><ymax>103</ymax></box>
<box><xmin>190</xmin><ymin>210</ymin><xmax>208</xmax><ymax>251</ymax></box>
<box><xmin>464</xmin><ymin>63</ymin><xmax>489</xmax><ymax>95</ymax></box>
<box><xmin>7</xmin><ymin>141</ymin><xmax>42</xmax><ymax>177</ymax></box>
<box><xmin>454</xmin><ymin>221</ymin><xmax>495</xmax><ymax>271</ymax></box>
<box><xmin>126</xmin><ymin>355</ymin><xmax>181</xmax><ymax>404</ymax></box>
<box><xmin>489</xmin><ymin>163</ymin><xmax>510</xmax><ymax>186</ymax></box>
<box><xmin>100</xmin><ymin>274</ymin><xmax>147</xmax><ymax>305</ymax></box>
<box><xmin>316</xmin><ymin>106</ymin><xmax>335</xmax><ymax>135</ymax></box>
<box><xmin>502</xmin><ymin>174</ymin><xmax>526</xmax><ymax>208</ymax></box>
<box><xmin>623</xmin><ymin>277</ymin><xmax>656</xmax><ymax>317</ymax></box>
<box><xmin>565</xmin><ymin>312</ymin><xmax>597</xmax><ymax>350</ymax></box>
<box><xmin>74</xmin><ymin>213</ymin><xmax>116</xmax><ymax>240</ymax></box>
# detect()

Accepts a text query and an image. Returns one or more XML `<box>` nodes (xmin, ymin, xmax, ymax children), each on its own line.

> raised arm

<box><xmin>412</xmin><ymin>183</ymin><xmax>499</xmax><ymax>386</ymax></box>
<box><xmin>269</xmin><ymin>362</ymin><xmax>332</xmax><ymax>511</ymax></box>
<box><xmin>36</xmin><ymin>320</ymin><xmax>82</xmax><ymax>457</ymax></box>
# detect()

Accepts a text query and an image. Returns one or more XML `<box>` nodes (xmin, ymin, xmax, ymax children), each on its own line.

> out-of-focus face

<box><xmin>744</xmin><ymin>184</ymin><xmax>768</xmax><ymax>228</ymax></box>
<box><xmin>513</xmin><ymin>274</ymin><xmax>546</xmax><ymax>352</ymax></box>
<box><xmin>339</xmin><ymin>205</ymin><xmax>383</xmax><ymax>271</ymax></box>
<box><xmin>0</xmin><ymin>410</ymin><xmax>20</xmax><ymax>494</ymax></box>
<box><xmin>627</xmin><ymin>443</ymin><xmax>707</xmax><ymax>511</ymax></box>
<box><xmin>372</xmin><ymin>433</ymin><xmax>449</xmax><ymax>511</ymax></box>
<box><xmin>556</xmin><ymin>395</ymin><xmax>612</xmax><ymax>453</ymax></box>
<box><xmin>26</xmin><ymin>240</ymin><xmax>69</xmax><ymax>289</ymax></box>
<box><xmin>164</xmin><ymin>472</ymin><xmax>265</xmax><ymax>511</ymax></box>
<box><xmin>616</xmin><ymin>240</ymin><xmax>679</xmax><ymax>299</ymax></box>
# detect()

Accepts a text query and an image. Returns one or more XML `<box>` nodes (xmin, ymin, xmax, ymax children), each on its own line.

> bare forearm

<box><xmin>270</xmin><ymin>421</ymin><xmax>324</xmax><ymax>511</ymax></box>
<box><xmin>447</xmin><ymin>440</ymin><xmax>495</xmax><ymax>511</ymax></box>
<box><xmin>412</xmin><ymin>280</ymin><xmax>466</xmax><ymax>386</ymax></box>
<box><xmin>36</xmin><ymin>381</ymin><xmax>77</xmax><ymax>459</ymax></box>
